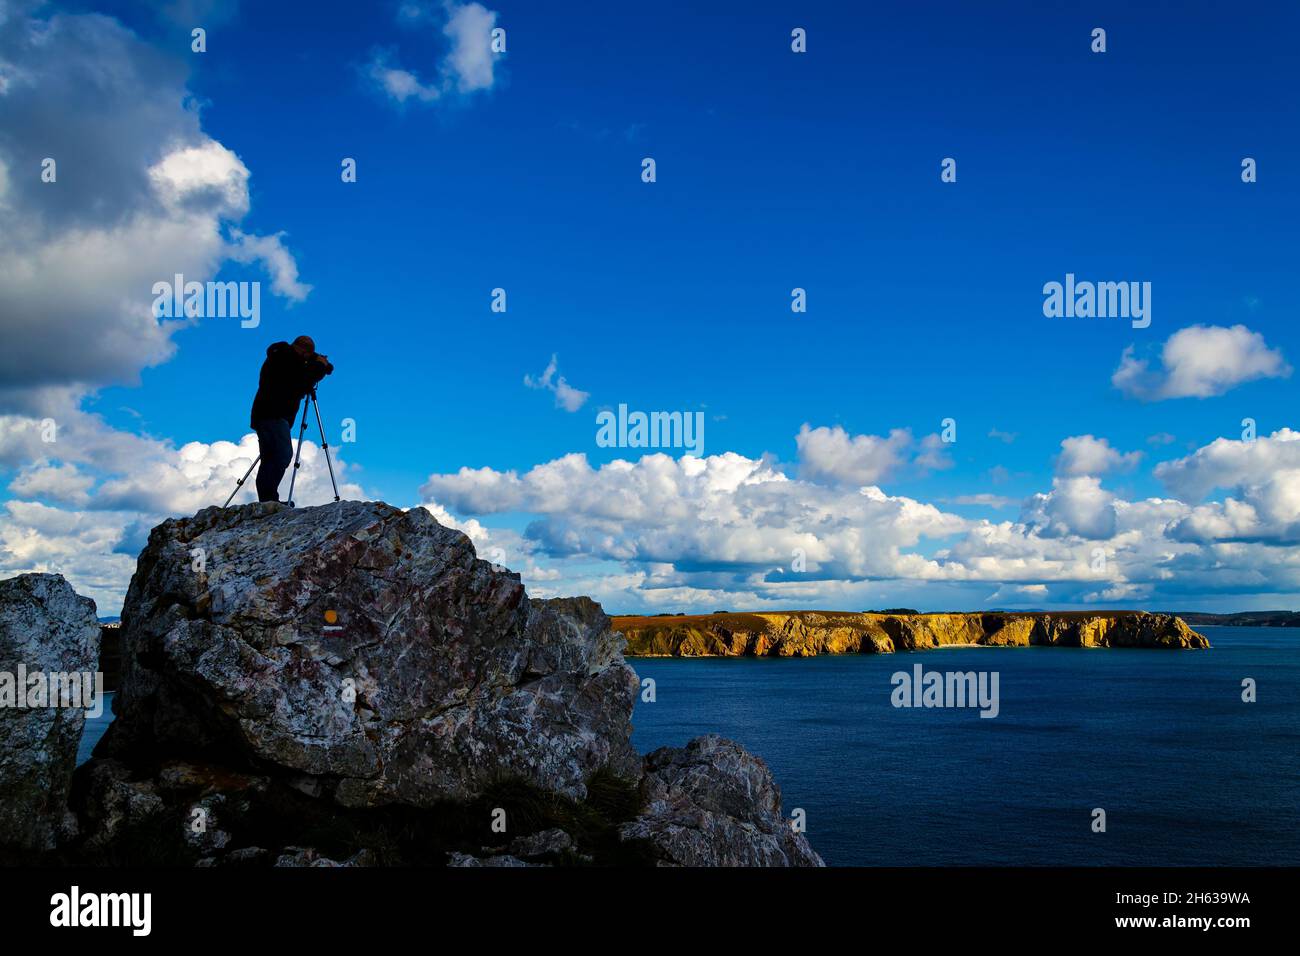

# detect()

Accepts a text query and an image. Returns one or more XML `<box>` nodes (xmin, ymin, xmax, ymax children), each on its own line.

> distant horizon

<box><xmin>606</xmin><ymin>607</ymin><xmax>1298</xmax><ymax>619</ymax></box>
<box><xmin>97</xmin><ymin>605</ymin><xmax>1300</xmax><ymax>625</ymax></box>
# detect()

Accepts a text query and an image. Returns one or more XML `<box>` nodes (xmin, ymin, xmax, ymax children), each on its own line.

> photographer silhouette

<box><xmin>244</xmin><ymin>335</ymin><xmax>334</xmax><ymax>503</ymax></box>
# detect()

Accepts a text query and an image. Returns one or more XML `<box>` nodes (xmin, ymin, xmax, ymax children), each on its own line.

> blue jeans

<box><xmin>253</xmin><ymin>418</ymin><xmax>293</xmax><ymax>502</ymax></box>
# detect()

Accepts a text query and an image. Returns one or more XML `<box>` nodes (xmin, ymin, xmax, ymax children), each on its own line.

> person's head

<box><xmin>291</xmin><ymin>335</ymin><xmax>316</xmax><ymax>358</ymax></box>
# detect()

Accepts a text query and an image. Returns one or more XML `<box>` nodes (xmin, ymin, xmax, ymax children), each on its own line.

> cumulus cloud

<box><xmin>366</xmin><ymin>1</ymin><xmax>502</xmax><ymax>106</ymax></box>
<box><xmin>1113</xmin><ymin>324</ymin><xmax>1290</xmax><ymax>401</ymax></box>
<box><xmin>413</xmin><ymin>420</ymin><xmax>1300</xmax><ymax>613</ymax></box>
<box><xmin>524</xmin><ymin>354</ymin><xmax>589</xmax><ymax>412</ymax></box>
<box><xmin>1156</xmin><ymin>429</ymin><xmax>1300</xmax><ymax>543</ymax></box>
<box><xmin>0</xmin><ymin>498</ymin><xmax>143</xmax><ymax>612</ymax></box>
<box><xmin>1055</xmin><ymin>435</ymin><xmax>1142</xmax><ymax>476</ymax></box>
<box><xmin>6</xmin><ymin>461</ymin><xmax>94</xmax><ymax>507</ymax></box>
<box><xmin>420</xmin><ymin>449</ymin><xmax>968</xmax><ymax>583</ymax></box>
<box><xmin>15</xmin><ymin>415</ymin><xmax>1300</xmax><ymax>614</ymax></box>
<box><xmin>795</xmin><ymin>424</ymin><xmax>951</xmax><ymax>486</ymax></box>
<box><xmin>1022</xmin><ymin>476</ymin><xmax>1118</xmax><ymax>540</ymax></box>
<box><xmin>1156</xmin><ymin>428</ymin><xmax>1300</xmax><ymax>501</ymax></box>
<box><xmin>0</xmin><ymin>6</ymin><xmax>310</xmax><ymax>396</ymax></box>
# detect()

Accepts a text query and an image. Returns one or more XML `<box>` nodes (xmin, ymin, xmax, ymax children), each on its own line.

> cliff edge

<box><xmin>613</xmin><ymin>610</ymin><xmax>1209</xmax><ymax>657</ymax></box>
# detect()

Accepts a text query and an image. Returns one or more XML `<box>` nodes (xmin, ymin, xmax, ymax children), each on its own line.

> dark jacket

<box><xmin>250</xmin><ymin>342</ymin><xmax>333</xmax><ymax>427</ymax></box>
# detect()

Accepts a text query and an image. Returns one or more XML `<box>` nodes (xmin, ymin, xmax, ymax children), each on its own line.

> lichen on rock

<box><xmin>98</xmin><ymin>500</ymin><xmax>641</xmax><ymax>806</ymax></box>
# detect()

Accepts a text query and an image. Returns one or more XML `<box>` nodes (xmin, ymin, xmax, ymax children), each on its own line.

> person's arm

<box><xmin>298</xmin><ymin>354</ymin><xmax>333</xmax><ymax>392</ymax></box>
<box><xmin>307</xmin><ymin>354</ymin><xmax>333</xmax><ymax>385</ymax></box>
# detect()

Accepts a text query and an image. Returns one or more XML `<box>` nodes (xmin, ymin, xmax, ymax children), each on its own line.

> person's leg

<box><xmin>254</xmin><ymin>419</ymin><xmax>293</xmax><ymax>502</ymax></box>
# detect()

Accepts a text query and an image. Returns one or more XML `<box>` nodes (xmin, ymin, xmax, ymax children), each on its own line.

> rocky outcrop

<box><xmin>621</xmin><ymin>736</ymin><xmax>824</xmax><ymax>866</ymax></box>
<box><xmin>0</xmin><ymin>573</ymin><xmax>101</xmax><ymax>855</ymax></box>
<box><xmin>57</xmin><ymin>500</ymin><xmax>819</xmax><ymax>867</ymax></box>
<box><xmin>613</xmin><ymin>610</ymin><xmax>1209</xmax><ymax>657</ymax></box>
<box><xmin>98</xmin><ymin>500</ymin><xmax>641</xmax><ymax>806</ymax></box>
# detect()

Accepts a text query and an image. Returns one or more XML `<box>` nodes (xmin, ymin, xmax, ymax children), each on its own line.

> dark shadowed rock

<box><xmin>0</xmin><ymin>573</ymin><xmax>100</xmax><ymax>853</ymax></box>
<box><xmin>620</xmin><ymin>735</ymin><xmax>824</xmax><ymax>866</ymax></box>
<box><xmin>510</xmin><ymin>826</ymin><xmax>574</xmax><ymax>857</ymax></box>
<box><xmin>273</xmin><ymin>846</ymin><xmax>377</xmax><ymax>867</ymax></box>
<box><xmin>97</xmin><ymin>622</ymin><xmax>121</xmax><ymax>691</ymax></box>
<box><xmin>447</xmin><ymin>851</ymin><xmax>537</xmax><ymax>867</ymax></box>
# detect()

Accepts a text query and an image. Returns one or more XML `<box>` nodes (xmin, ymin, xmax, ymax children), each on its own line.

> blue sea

<box><xmin>629</xmin><ymin>626</ymin><xmax>1300</xmax><ymax>866</ymax></box>
<box><xmin>78</xmin><ymin>627</ymin><xmax>1299</xmax><ymax>866</ymax></box>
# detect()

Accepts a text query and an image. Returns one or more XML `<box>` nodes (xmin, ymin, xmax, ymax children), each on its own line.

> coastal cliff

<box><xmin>612</xmin><ymin>610</ymin><xmax>1209</xmax><ymax>657</ymax></box>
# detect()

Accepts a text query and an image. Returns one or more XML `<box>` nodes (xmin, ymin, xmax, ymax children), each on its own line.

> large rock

<box><xmin>0</xmin><ymin>573</ymin><xmax>101</xmax><ymax>853</ymax></box>
<box><xmin>620</xmin><ymin>735</ymin><xmax>824</xmax><ymax>866</ymax></box>
<box><xmin>71</xmin><ymin>500</ymin><xmax>826</xmax><ymax>866</ymax></box>
<box><xmin>98</xmin><ymin>500</ymin><xmax>641</xmax><ymax>806</ymax></box>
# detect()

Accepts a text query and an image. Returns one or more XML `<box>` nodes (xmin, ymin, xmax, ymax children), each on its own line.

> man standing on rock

<box><xmin>249</xmin><ymin>336</ymin><xmax>334</xmax><ymax>502</ymax></box>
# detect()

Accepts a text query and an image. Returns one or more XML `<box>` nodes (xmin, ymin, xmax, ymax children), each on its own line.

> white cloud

<box><xmin>1022</xmin><ymin>476</ymin><xmax>1117</xmax><ymax>540</ymax></box>
<box><xmin>6</xmin><ymin>461</ymin><xmax>94</xmax><ymax>506</ymax></box>
<box><xmin>795</xmin><ymin>424</ymin><xmax>949</xmax><ymax>486</ymax></box>
<box><xmin>0</xmin><ymin>6</ymin><xmax>310</xmax><ymax>398</ymax></box>
<box><xmin>442</xmin><ymin>1</ymin><xmax>497</xmax><ymax>93</ymax></box>
<box><xmin>1156</xmin><ymin>428</ymin><xmax>1300</xmax><ymax>501</ymax></box>
<box><xmin>1056</xmin><ymin>434</ymin><xmax>1142</xmax><ymax>476</ymax></box>
<box><xmin>228</xmin><ymin>229</ymin><xmax>312</xmax><ymax>301</ymax></box>
<box><xmin>367</xmin><ymin>55</ymin><xmax>442</xmax><ymax>103</ymax></box>
<box><xmin>0</xmin><ymin>499</ymin><xmax>140</xmax><ymax>613</ymax></box>
<box><xmin>421</xmin><ymin>448</ymin><xmax>967</xmax><ymax>585</ymax></box>
<box><xmin>1113</xmin><ymin>324</ymin><xmax>1290</xmax><ymax>401</ymax></box>
<box><xmin>148</xmin><ymin>140</ymin><xmax>250</xmax><ymax>217</ymax></box>
<box><xmin>915</xmin><ymin>433</ymin><xmax>955</xmax><ymax>473</ymax></box>
<box><xmin>367</xmin><ymin>1</ymin><xmax>501</xmax><ymax>107</ymax></box>
<box><xmin>15</xmin><ymin>419</ymin><xmax>1300</xmax><ymax>615</ymax></box>
<box><xmin>1156</xmin><ymin>429</ymin><xmax>1300</xmax><ymax>542</ymax></box>
<box><xmin>524</xmin><ymin>354</ymin><xmax>589</xmax><ymax>412</ymax></box>
<box><xmin>413</xmin><ymin>423</ymin><xmax>1300</xmax><ymax>612</ymax></box>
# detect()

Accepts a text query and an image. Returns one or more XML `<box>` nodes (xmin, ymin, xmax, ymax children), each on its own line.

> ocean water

<box><xmin>77</xmin><ymin>628</ymin><xmax>1299</xmax><ymax>866</ymax></box>
<box><xmin>78</xmin><ymin>691</ymin><xmax>113</xmax><ymax>766</ymax></box>
<box><xmin>630</xmin><ymin>626</ymin><xmax>1300</xmax><ymax>866</ymax></box>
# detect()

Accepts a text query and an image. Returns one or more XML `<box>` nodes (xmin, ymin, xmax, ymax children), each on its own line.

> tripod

<box><xmin>224</xmin><ymin>388</ymin><xmax>341</xmax><ymax>508</ymax></box>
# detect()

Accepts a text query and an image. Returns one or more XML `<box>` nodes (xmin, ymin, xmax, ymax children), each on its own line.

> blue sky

<box><xmin>1</xmin><ymin>0</ymin><xmax>1298</xmax><ymax>615</ymax></box>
